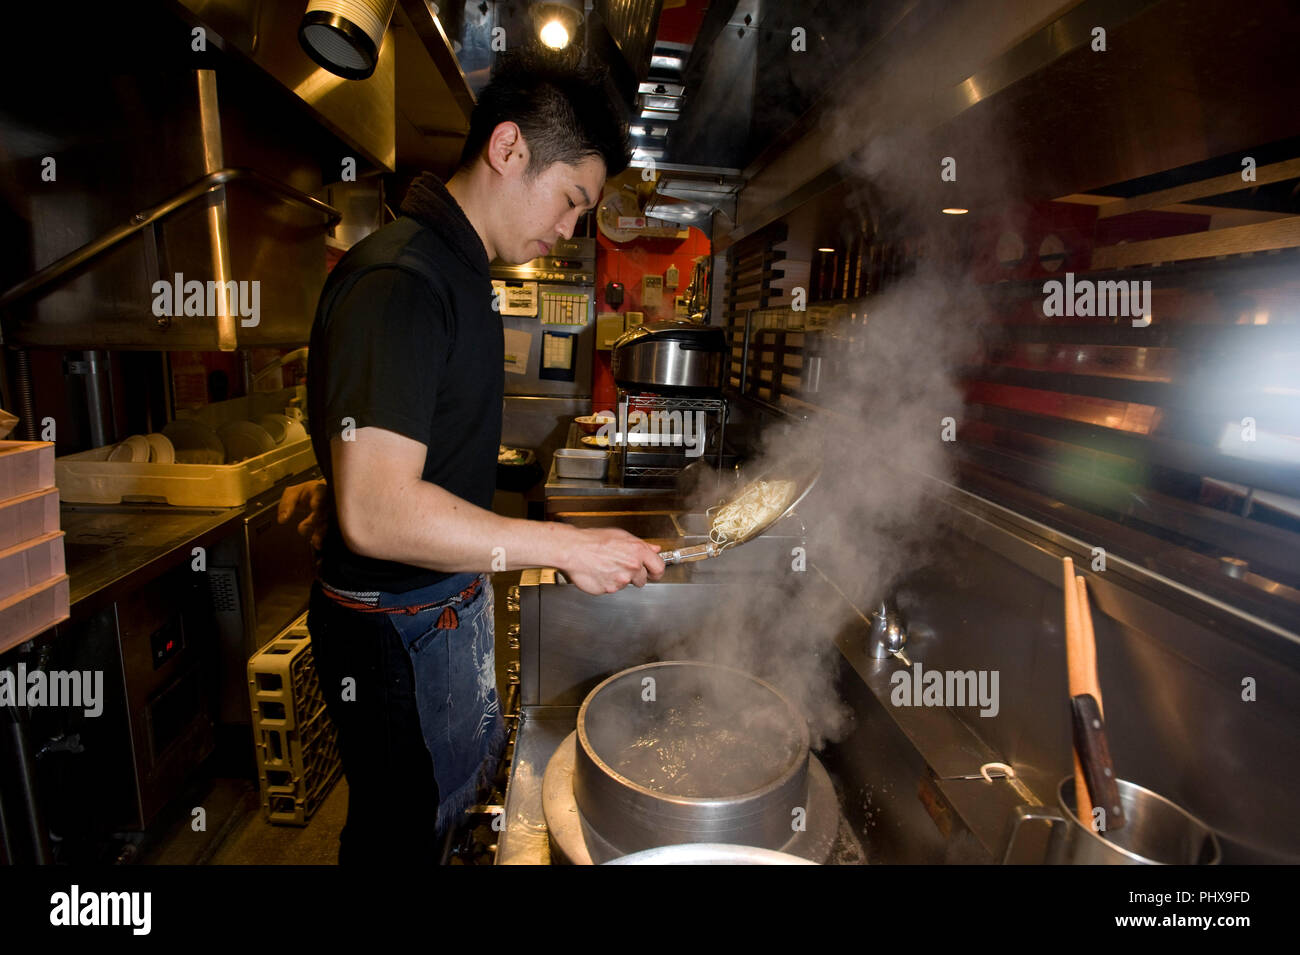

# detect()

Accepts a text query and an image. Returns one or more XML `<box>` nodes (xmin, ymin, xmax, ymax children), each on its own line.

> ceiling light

<box><xmin>298</xmin><ymin>0</ymin><xmax>396</xmax><ymax>80</ymax></box>
<box><xmin>942</xmin><ymin>207</ymin><xmax>969</xmax><ymax>215</ymax></box>
<box><xmin>532</xmin><ymin>0</ymin><xmax>583</xmax><ymax>50</ymax></box>
<box><xmin>817</xmin><ymin>247</ymin><xmax>835</xmax><ymax>253</ymax></box>
<box><xmin>539</xmin><ymin>19</ymin><xmax>570</xmax><ymax>48</ymax></box>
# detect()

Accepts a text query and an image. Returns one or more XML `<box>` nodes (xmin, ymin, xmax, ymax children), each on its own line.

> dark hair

<box><xmin>458</xmin><ymin>48</ymin><xmax>631</xmax><ymax>179</ymax></box>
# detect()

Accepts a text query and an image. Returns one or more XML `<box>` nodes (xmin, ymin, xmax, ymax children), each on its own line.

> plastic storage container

<box><xmin>0</xmin><ymin>441</ymin><xmax>55</xmax><ymax>500</ymax></box>
<box><xmin>0</xmin><ymin>531</ymin><xmax>66</xmax><ymax>604</ymax></box>
<box><xmin>0</xmin><ymin>574</ymin><xmax>69</xmax><ymax>654</ymax></box>
<box><xmin>0</xmin><ymin>487</ymin><xmax>60</xmax><ymax>552</ymax></box>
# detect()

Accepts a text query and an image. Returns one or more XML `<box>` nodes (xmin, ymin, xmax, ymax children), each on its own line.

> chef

<box><xmin>284</xmin><ymin>49</ymin><xmax>664</xmax><ymax>865</ymax></box>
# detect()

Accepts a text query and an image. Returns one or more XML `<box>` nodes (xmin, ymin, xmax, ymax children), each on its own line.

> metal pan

<box><xmin>660</xmin><ymin>462</ymin><xmax>821</xmax><ymax>565</ymax></box>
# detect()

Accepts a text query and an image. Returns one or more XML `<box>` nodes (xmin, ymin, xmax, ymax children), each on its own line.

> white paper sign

<box><xmin>503</xmin><ymin>328</ymin><xmax>532</xmax><ymax>375</ymax></box>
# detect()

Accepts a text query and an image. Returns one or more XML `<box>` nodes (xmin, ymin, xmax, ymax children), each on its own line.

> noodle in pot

<box><xmin>709</xmin><ymin>479</ymin><xmax>796</xmax><ymax>545</ymax></box>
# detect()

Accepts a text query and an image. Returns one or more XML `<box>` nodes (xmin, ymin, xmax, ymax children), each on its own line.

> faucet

<box><xmin>869</xmin><ymin>600</ymin><xmax>912</xmax><ymax>666</ymax></box>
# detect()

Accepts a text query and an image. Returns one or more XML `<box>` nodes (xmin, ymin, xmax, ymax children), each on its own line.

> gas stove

<box><xmin>494</xmin><ymin>568</ymin><xmax>867</xmax><ymax>865</ymax></box>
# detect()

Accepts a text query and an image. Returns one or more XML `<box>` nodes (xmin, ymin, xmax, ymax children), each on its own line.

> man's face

<box><xmin>496</xmin><ymin>153</ymin><xmax>605</xmax><ymax>264</ymax></box>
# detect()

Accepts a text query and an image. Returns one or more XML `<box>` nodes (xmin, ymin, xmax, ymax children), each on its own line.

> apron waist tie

<box><xmin>319</xmin><ymin>577</ymin><xmax>482</xmax><ymax>630</ymax></box>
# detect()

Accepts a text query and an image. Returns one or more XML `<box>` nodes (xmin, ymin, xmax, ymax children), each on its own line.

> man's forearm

<box><xmin>330</xmin><ymin>430</ymin><xmax>663</xmax><ymax>594</ymax></box>
<box><xmin>340</xmin><ymin>477</ymin><xmax>577</xmax><ymax>573</ymax></box>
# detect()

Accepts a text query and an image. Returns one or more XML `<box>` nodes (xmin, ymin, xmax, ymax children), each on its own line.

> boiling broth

<box><xmin>609</xmin><ymin>693</ymin><xmax>802</xmax><ymax>797</ymax></box>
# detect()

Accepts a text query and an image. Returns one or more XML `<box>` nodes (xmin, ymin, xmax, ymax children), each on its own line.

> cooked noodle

<box><xmin>709</xmin><ymin>479</ymin><xmax>796</xmax><ymax>545</ymax></box>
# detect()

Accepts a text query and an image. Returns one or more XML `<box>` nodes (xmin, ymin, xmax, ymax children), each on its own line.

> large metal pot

<box><xmin>611</xmin><ymin>320</ymin><xmax>727</xmax><ymax>393</ymax></box>
<box><xmin>573</xmin><ymin>661</ymin><xmax>810</xmax><ymax>853</ymax></box>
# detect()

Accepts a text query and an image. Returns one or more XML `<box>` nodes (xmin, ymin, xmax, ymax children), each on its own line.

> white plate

<box><xmin>108</xmin><ymin>434</ymin><xmax>151</xmax><ymax>463</ymax></box>
<box><xmin>144</xmin><ymin>432</ymin><xmax>175</xmax><ymax>464</ymax></box>
<box><xmin>217</xmin><ymin>421</ymin><xmax>275</xmax><ymax>463</ymax></box>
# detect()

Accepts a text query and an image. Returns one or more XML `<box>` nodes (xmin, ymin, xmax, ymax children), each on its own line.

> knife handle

<box><xmin>1071</xmin><ymin>693</ymin><xmax>1126</xmax><ymax>832</ymax></box>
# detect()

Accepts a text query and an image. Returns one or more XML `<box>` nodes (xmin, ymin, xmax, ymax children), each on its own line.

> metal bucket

<box><xmin>573</xmin><ymin>661</ymin><xmax>810</xmax><ymax>854</ymax></box>
<box><xmin>1005</xmin><ymin>776</ymin><xmax>1222</xmax><ymax>865</ymax></box>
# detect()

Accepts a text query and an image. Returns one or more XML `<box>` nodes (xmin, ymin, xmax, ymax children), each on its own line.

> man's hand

<box><xmin>559</xmin><ymin>527</ymin><xmax>666</xmax><ymax>595</ymax></box>
<box><xmin>277</xmin><ymin>478</ymin><xmax>331</xmax><ymax>549</ymax></box>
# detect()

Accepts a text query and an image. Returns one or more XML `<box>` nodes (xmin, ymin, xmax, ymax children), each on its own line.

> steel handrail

<box><xmin>0</xmin><ymin>167</ymin><xmax>342</xmax><ymax>309</ymax></box>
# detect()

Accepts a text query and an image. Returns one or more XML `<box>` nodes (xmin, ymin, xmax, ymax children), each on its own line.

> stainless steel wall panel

<box><xmin>817</xmin><ymin>483</ymin><xmax>1300</xmax><ymax>863</ymax></box>
<box><xmin>2</xmin><ymin>69</ymin><xmax>334</xmax><ymax>349</ymax></box>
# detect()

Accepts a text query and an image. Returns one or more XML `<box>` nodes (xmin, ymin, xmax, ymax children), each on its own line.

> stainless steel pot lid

<box><xmin>612</xmin><ymin>319</ymin><xmax>727</xmax><ymax>350</ymax></box>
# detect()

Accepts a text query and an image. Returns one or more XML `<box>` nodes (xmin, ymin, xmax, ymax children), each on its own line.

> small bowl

<box><xmin>575</xmin><ymin>414</ymin><xmax>616</xmax><ymax>435</ymax></box>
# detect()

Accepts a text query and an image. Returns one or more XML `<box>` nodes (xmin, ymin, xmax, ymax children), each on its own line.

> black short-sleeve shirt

<box><xmin>308</xmin><ymin>185</ymin><xmax>502</xmax><ymax>594</ymax></box>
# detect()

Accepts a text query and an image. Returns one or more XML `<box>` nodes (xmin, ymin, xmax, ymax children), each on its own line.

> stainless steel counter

<box><xmin>498</xmin><ymin>475</ymin><xmax>1300</xmax><ymax>865</ymax></box>
<box><xmin>61</xmin><ymin>504</ymin><xmax>246</xmax><ymax>620</ymax></box>
<box><xmin>59</xmin><ymin>466</ymin><xmax>321</xmax><ymax>624</ymax></box>
<box><xmin>497</xmin><ymin>707</ymin><xmax>573</xmax><ymax>865</ymax></box>
<box><xmin>543</xmin><ymin>455</ymin><xmax>682</xmax><ymax>498</ymax></box>
<box><xmin>542</xmin><ymin>422</ymin><xmax>691</xmax><ymax>500</ymax></box>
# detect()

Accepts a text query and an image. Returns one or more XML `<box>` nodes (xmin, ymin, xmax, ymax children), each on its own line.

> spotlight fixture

<box><xmin>298</xmin><ymin>0</ymin><xmax>397</xmax><ymax>80</ymax></box>
<box><xmin>532</xmin><ymin>0</ymin><xmax>584</xmax><ymax>50</ymax></box>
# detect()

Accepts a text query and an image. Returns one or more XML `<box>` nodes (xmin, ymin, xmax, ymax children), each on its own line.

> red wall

<box><xmin>591</xmin><ymin>226</ymin><xmax>711</xmax><ymax>411</ymax></box>
<box><xmin>656</xmin><ymin>0</ymin><xmax>709</xmax><ymax>46</ymax></box>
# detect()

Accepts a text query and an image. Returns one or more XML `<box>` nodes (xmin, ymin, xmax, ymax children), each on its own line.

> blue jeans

<box><xmin>308</xmin><ymin>572</ymin><xmax>504</xmax><ymax>864</ymax></box>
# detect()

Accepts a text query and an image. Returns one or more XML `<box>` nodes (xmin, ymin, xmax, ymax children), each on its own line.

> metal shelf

<box><xmin>615</xmin><ymin>391</ymin><xmax>727</xmax><ymax>486</ymax></box>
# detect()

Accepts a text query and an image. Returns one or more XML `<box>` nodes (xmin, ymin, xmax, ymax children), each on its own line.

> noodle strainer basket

<box><xmin>660</xmin><ymin>462</ymin><xmax>821</xmax><ymax>565</ymax></box>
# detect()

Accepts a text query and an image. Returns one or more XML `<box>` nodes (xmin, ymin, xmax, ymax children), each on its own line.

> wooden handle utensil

<box><xmin>1064</xmin><ymin>560</ymin><xmax>1125</xmax><ymax>831</ymax></box>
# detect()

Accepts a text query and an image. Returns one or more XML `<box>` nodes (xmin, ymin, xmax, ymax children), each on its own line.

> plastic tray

<box><xmin>56</xmin><ymin>438</ymin><xmax>314</xmax><ymax>507</ymax></box>
<box><xmin>0</xmin><ymin>531</ymin><xmax>66</xmax><ymax>604</ymax></box>
<box><xmin>0</xmin><ymin>487</ymin><xmax>60</xmax><ymax>552</ymax></box>
<box><xmin>0</xmin><ymin>441</ymin><xmax>55</xmax><ymax>500</ymax></box>
<box><xmin>55</xmin><ymin>387</ymin><xmax>313</xmax><ymax>507</ymax></box>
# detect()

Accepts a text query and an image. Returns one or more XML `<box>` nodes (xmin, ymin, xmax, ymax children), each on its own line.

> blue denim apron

<box><xmin>320</xmin><ymin>572</ymin><xmax>505</xmax><ymax>835</ymax></box>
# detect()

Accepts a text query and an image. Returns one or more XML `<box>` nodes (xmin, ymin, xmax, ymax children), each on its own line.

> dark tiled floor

<box><xmin>136</xmin><ymin>764</ymin><xmax>347</xmax><ymax>865</ymax></box>
<box><xmin>207</xmin><ymin>779</ymin><xmax>348</xmax><ymax>865</ymax></box>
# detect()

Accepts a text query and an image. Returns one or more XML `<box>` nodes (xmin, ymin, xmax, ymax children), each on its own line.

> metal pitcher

<box><xmin>1004</xmin><ymin>776</ymin><xmax>1222</xmax><ymax>865</ymax></box>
